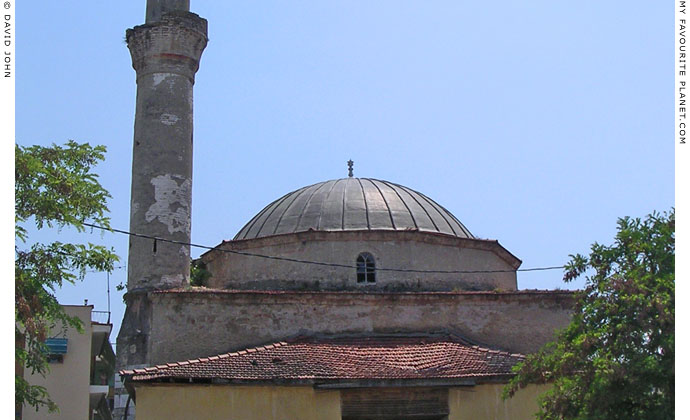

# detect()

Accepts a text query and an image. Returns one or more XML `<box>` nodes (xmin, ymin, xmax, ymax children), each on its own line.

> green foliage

<box><xmin>190</xmin><ymin>259</ymin><xmax>212</xmax><ymax>287</ymax></box>
<box><xmin>504</xmin><ymin>210</ymin><xmax>674</xmax><ymax>420</ymax></box>
<box><xmin>15</xmin><ymin>141</ymin><xmax>119</xmax><ymax>413</ymax></box>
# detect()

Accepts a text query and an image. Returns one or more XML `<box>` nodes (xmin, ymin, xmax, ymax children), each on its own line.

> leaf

<box><xmin>504</xmin><ymin>210</ymin><xmax>674</xmax><ymax>420</ymax></box>
<box><xmin>15</xmin><ymin>142</ymin><xmax>120</xmax><ymax>412</ymax></box>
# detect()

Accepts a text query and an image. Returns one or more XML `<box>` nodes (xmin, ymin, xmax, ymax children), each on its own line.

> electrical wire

<box><xmin>82</xmin><ymin>222</ymin><xmax>564</xmax><ymax>275</ymax></box>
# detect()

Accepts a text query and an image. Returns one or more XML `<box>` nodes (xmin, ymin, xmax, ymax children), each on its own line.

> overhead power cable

<box><xmin>82</xmin><ymin>222</ymin><xmax>564</xmax><ymax>275</ymax></box>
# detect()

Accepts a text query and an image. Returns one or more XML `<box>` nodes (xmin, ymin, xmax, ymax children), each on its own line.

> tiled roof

<box><xmin>121</xmin><ymin>335</ymin><xmax>525</xmax><ymax>383</ymax></box>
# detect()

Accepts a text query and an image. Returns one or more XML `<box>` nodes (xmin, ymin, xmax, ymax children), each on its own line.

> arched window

<box><xmin>356</xmin><ymin>253</ymin><xmax>376</xmax><ymax>283</ymax></box>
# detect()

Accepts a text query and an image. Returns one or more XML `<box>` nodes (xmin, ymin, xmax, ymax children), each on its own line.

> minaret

<box><xmin>115</xmin><ymin>1</ymin><xmax>207</xmax><ymax>418</ymax></box>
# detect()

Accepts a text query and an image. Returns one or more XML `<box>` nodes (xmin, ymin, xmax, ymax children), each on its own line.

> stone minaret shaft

<box><xmin>115</xmin><ymin>2</ymin><xmax>206</xmax><ymax>418</ymax></box>
<box><xmin>126</xmin><ymin>2</ymin><xmax>207</xmax><ymax>293</ymax></box>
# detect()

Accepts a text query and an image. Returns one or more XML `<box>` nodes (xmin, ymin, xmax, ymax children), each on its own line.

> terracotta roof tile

<box><xmin>121</xmin><ymin>335</ymin><xmax>524</xmax><ymax>383</ymax></box>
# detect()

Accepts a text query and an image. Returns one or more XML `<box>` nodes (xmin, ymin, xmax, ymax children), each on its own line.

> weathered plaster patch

<box><xmin>145</xmin><ymin>174</ymin><xmax>192</xmax><ymax>235</ymax></box>
<box><xmin>131</xmin><ymin>201</ymin><xmax>140</xmax><ymax>217</ymax></box>
<box><xmin>179</xmin><ymin>246</ymin><xmax>190</xmax><ymax>257</ymax></box>
<box><xmin>160</xmin><ymin>113</ymin><xmax>179</xmax><ymax>126</ymax></box>
<box><xmin>161</xmin><ymin>274</ymin><xmax>185</xmax><ymax>287</ymax></box>
<box><xmin>152</xmin><ymin>72</ymin><xmax>176</xmax><ymax>87</ymax></box>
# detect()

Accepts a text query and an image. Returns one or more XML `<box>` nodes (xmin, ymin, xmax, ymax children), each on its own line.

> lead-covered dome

<box><xmin>235</xmin><ymin>178</ymin><xmax>473</xmax><ymax>240</ymax></box>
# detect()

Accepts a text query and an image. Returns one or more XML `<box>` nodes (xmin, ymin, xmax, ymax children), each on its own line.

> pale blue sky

<box><xmin>16</xmin><ymin>2</ymin><xmax>673</xmax><ymax>346</ymax></box>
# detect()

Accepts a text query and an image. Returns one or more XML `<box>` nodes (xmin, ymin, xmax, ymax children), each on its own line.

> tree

<box><xmin>190</xmin><ymin>259</ymin><xmax>212</xmax><ymax>287</ymax></box>
<box><xmin>15</xmin><ymin>141</ymin><xmax>119</xmax><ymax>414</ymax></box>
<box><xmin>504</xmin><ymin>210</ymin><xmax>674</xmax><ymax>420</ymax></box>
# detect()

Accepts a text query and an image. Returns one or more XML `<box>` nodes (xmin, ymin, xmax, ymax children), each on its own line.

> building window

<box><xmin>45</xmin><ymin>337</ymin><xmax>68</xmax><ymax>363</ymax></box>
<box><xmin>356</xmin><ymin>253</ymin><xmax>376</xmax><ymax>283</ymax></box>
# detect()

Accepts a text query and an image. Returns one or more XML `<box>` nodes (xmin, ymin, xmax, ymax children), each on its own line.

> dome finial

<box><xmin>347</xmin><ymin>160</ymin><xmax>354</xmax><ymax>177</ymax></box>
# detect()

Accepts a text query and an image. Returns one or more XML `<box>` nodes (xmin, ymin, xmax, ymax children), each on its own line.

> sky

<box><xmin>15</xmin><ymin>2</ymin><xmax>674</xmax><ymax>349</ymax></box>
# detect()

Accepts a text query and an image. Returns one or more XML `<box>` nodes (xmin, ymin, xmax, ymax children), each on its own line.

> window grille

<box><xmin>356</xmin><ymin>253</ymin><xmax>376</xmax><ymax>283</ymax></box>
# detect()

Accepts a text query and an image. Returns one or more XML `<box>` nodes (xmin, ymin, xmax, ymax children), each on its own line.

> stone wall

<box><xmin>147</xmin><ymin>289</ymin><xmax>574</xmax><ymax>365</ymax></box>
<box><xmin>202</xmin><ymin>230</ymin><xmax>520</xmax><ymax>292</ymax></box>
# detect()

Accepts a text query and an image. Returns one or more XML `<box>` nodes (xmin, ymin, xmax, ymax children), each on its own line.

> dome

<box><xmin>234</xmin><ymin>178</ymin><xmax>474</xmax><ymax>240</ymax></box>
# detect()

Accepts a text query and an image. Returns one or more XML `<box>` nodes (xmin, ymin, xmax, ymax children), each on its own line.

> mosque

<box><xmin>115</xmin><ymin>2</ymin><xmax>574</xmax><ymax>419</ymax></box>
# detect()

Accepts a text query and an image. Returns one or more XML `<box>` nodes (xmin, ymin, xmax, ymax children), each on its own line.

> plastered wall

<box><xmin>449</xmin><ymin>383</ymin><xmax>549</xmax><ymax>420</ymax></box>
<box><xmin>203</xmin><ymin>230</ymin><xmax>519</xmax><ymax>292</ymax></box>
<box><xmin>133</xmin><ymin>383</ymin><xmax>547</xmax><ymax>420</ymax></box>
<box><xmin>147</xmin><ymin>290</ymin><xmax>573</xmax><ymax>365</ymax></box>
<box><xmin>134</xmin><ymin>385</ymin><xmax>341</xmax><ymax>420</ymax></box>
<box><xmin>24</xmin><ymin>306</ymin><xmax>93</xmax><ymax>420</ymax></box>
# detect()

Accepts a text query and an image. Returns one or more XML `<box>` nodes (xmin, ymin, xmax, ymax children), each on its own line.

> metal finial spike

<box><xmin>347</xmin><ymin>160</ymin><xmax>354</xmax><ymax>178</ymax></box>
